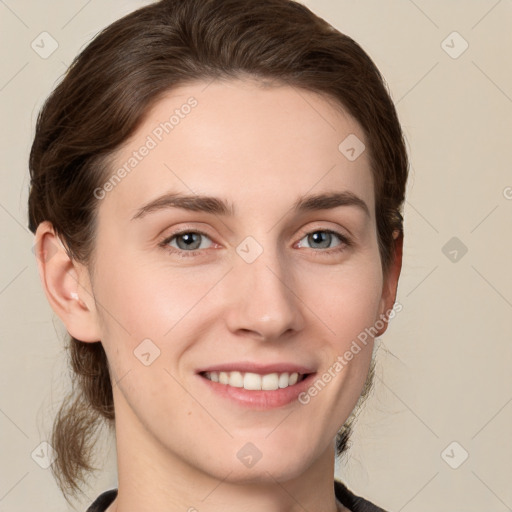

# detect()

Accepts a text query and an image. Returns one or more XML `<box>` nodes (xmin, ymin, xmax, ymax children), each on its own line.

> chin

<box><xmin>218</xmin><ymin>445</ymin><xmax>315</xmax><ymax>484</ymax></box>
<box><xmin>218</xmin><ymin>463</ymin><xmax>306</xmax><ymax>486</ymax></box>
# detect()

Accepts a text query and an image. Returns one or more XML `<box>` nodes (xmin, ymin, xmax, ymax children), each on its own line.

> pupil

<box><xmin>310</xmin><ymin>231</ymin><xmax>329</xmax><ymax>248</ymax></box>
<box><xmin>178</xmin><ymin>233</ymin><xmax>200</xmax><ymax>250</ymax></box>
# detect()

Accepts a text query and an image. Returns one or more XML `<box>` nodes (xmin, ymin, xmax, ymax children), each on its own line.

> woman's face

<box><xmin>86</xmin><ymin>78</ymin><xmax>399</xmax><ymax>482</ymax></box>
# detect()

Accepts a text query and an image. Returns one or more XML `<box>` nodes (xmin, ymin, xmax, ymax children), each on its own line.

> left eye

<box><xmin>297</xmin><ymin>230</ymin><xmax>346</xmax><ymax>250</ymax></box>
<box><xmin>164</xmin><ymin>231</ymin><xmax>214</xmax><ymax>251</ymax></box>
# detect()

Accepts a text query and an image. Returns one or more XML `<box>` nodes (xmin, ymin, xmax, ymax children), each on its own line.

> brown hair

<box><xmin>28</xmin><ymin>0</ymin><xmax>408</xmax><ymax>504</ymax></box>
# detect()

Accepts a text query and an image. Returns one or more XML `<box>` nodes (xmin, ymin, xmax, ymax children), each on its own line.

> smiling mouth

<box><xmin>200</xmin><ymin>370</ymin><xmax>310</xmax><ymax>391</ymax></box>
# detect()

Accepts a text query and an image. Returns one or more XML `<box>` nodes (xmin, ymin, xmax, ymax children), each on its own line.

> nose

<box><xmin>222</xmin><ymin>244</ymin><xmax>305</xmax><ymax>341</ymax></box>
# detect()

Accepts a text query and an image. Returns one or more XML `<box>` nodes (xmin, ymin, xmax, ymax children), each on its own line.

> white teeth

<box><xmin>244</xmin><ymin>372</ymin><xmax>262</xmax><ymax>390</ymax></box>
<box><xmin>229</xmin><ymin>371</ymin><xmax>244</xmax><ymax>387</ymax></box>
<box><xmin>278</xmin><ymin>372</ymin><xmax>289</xmax><ymax>388</ymax></box>
<box><xmin>204</xmin><ymin>371</ymin><xmax>302</xmax><ymax>390</ymax></box>
<box><xmin>261</xmin><ymin>373</ymin><xmax>279</xmax><ymax>390</ymax></box>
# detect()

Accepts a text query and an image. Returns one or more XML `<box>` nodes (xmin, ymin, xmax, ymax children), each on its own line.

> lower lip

<box><xmin>197</xmin><ymin>373</ymin><xmax>316</xmax><ymax>410</ymax></box>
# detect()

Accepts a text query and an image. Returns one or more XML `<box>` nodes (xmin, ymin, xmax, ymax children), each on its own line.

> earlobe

<box><xmin>34</xmin><ymin>221</ymin><xmax>101</xmax><ymax>343</ymax></box>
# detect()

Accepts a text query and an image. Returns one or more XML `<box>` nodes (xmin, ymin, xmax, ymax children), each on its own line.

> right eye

<box><xmin>159</xmin><ymin>230</ymin><xmax>215</xmax><ymax>257</ymax></box>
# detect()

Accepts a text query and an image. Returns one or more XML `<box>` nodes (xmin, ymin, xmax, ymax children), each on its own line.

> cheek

<box><xmin>93</xmin><ymin>249</ymin><xmax>221</xmax><ymax>340</ymax></box>
<box><xmin>299</xmin><ymin>256</ymin><xmax>384</xmax><ymax>346</ymax></box>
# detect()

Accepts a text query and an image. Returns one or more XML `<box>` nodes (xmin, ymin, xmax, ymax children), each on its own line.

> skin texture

<box><xmin>35</xmin><ymin>78</ymin><xmax>402</xmax><ymax>512</ymax></box>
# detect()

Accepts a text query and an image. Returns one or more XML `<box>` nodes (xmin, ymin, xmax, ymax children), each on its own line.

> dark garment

<box><xmin>86</xmin><ymin>488</ymin><xmax>116</xmax><ymax>512</ymax></box>
<box><xmin>86</xmin><ymin>480</ymin><xmax>388</xmax><ymax>512</ymax></box>
<box><xmin>334</xmin><ymin>479</ymin><xmax>389</xmax><ymax>512</ymax></box>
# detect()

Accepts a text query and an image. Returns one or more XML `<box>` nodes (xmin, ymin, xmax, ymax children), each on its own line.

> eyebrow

<box><xmin>130</xmin><ymin>190</ymin><xmax>370</xmax><ymax>221</ymax></box>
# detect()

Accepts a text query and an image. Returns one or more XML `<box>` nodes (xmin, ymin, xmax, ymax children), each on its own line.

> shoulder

<box><xmin>334</xmin><ymin>479</ymin><xmax>389</xmax><ymax>512</ymax></box>
<box><xmin>86</xmin><ymin>489</ymin><xmax>118</xmax><ymax>512</ymax></box>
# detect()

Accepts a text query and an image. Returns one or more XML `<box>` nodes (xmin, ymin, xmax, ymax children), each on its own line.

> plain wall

<box><xmin>1</xmin><ymin>1</ymin><xmax>511</xmax><ymax>510</ymax></box>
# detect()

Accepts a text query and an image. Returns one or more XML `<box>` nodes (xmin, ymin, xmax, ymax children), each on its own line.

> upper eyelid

<box><xmin>160</xmin><ymin>228</ymin><xmax>213</xmax><ymax>245</ymax></box>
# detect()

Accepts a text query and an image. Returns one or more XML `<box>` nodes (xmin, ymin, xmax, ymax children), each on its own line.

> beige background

<box><xmin>1</xmin><ymin>1</ymin><xmax>511</xmax><ymax>510</ymax></box>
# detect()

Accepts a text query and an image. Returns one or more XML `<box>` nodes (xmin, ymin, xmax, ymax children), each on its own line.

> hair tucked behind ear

<box><xmin>28</xmin><ymin>0</ymin><xmax>408</xmax><ymax>504</ymax></box>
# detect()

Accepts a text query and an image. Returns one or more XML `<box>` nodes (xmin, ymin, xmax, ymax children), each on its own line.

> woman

<box><xmin>29</xmin><ymin>0</ymin><xmax>408</xmax><ymax>510</ymax></box>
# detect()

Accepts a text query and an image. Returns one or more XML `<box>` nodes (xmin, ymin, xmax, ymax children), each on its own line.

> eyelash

<box><xmin>158</xmin><ymin>228</ymin><xmax>352</xmax><ymax>259</ymax></box>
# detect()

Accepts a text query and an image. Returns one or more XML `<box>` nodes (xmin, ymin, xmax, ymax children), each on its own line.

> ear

<box><xmin>375</xmin><ymin>229</ymin><xmax>403</xmax><ymax>336</ymax></box>
<box><xmin>33</xmin><ymin>221</ymin><xmax>101</xmax><ymax>343</ymax></box>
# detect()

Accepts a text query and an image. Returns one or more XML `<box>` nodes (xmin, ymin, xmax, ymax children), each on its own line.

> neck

<box><xmin>107</xmin><ymin>401</ymin><xmax>345</xmax><ymax>512</ymax></box>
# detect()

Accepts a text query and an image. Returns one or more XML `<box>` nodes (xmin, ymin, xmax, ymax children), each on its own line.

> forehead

<box><xmin>99</xmin><ymin>78</ymin><xmax>375</xmax><ymax>221</ymax></box>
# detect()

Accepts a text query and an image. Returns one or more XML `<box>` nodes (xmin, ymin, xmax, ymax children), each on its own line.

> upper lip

<box><xmin>196</xmin><ymin>361</ymin><xmax>316</xmax><ymax>375</ymax></box>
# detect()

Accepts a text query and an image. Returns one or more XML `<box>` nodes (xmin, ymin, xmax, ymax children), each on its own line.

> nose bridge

<box><xmin>223</xmin><ymin>237</ymin><xmax>304</xmax><ymax>339</ymax></box>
